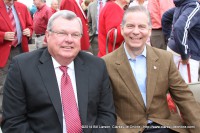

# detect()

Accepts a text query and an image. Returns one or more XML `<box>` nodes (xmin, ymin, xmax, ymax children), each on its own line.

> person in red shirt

<box><xmin>51</xmin><ymin>0</ymin><xmax>59</xmax><ymax>14</ymax></box>
<box><xmin>0</xmin><ymin>0</ymin><xmax>33</xmax><ymax>122</ymax></box>
<box><xmin>33</xmin><ymin>0</ymin><xmax>53</xmax><ymax>49</ymax></box>
<box><xmin>98</xmin><ymin>0</ymin><xmax>129</xmax><ymax>57</ymax></box>
<box><xmin>147</xmin><ymin>0</ymin><xmax>174</xmax><ymax>50</ymax></box>
<box><xmin>60</xmin><ymin>0</ymin><xmax>90</xmax><ymax>50</ymax></box>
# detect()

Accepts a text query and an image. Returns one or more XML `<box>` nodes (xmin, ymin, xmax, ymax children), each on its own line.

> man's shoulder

<box><xmin>14</xmin><ymin>1</ymin><xmax>27</xmax><ymax>7</ymax></box>
<box><xmin>14</xmin><ymin>1</ymin><xmax>29</xmax><ymax>11</ymax></box>
<box><xmin>149</xmin><ymin>46</ymin><xmax>172</xmax><ymax>57</ymax></box>
<box><xmin>102</xmin><ymin>49</ymin><xmax>118</xmax><ymax>60</ymax></box>
<box><xmin>78</xmin><ymin>51</ymin><xmax>104</xmax><ymax>63</ymax></box>
<box><xmin>14</xmin><ymin>48</ymin><xmax>46</xmax><ymax>62</ymax></box>
<box><xmin>147</xmin><ymin>46</ymin><xmax>173</xmax><ymax>63</ymax></box>
<box><xmin>102</xmin><ymin>48</ymin><xmax>121</xmax><ymax>66</ymax></box>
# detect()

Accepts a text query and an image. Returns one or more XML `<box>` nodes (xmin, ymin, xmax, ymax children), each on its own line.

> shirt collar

<box><xmin>51</xmin><ymin>57</ymin><xmax>74</xmax><ymax>71</ymax></box>
<box><xmin>5</xmin><ymin>4</ymin><xmax>14</xmax><ymax>11</ymax></box>
<box><xmin>124</xmin><ymin>43</ymin><xmax>147</xmax><ymax>60</ymax></box>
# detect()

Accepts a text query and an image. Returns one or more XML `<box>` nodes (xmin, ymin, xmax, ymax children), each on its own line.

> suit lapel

<box><xmin>14</xmin><ymin>3</ymin><xmax>24</xmax><ymax>29</ymax></box>
<box><xmin>115</xmin><ymin>45</ymin><xmax>146</xmax><ymax>109</ymax></box>
<box><xmin>146</xmin><ymin>45</ymin><xmax>160</xmax><ymax>110</ymax></box>
<box><xmin>0</xmin><ymin>0</ymin><xmax>13</xmax><ymax>30</ymax></box>
<box><xmin>75</xmin><ymin>0</ymin><xmax>86</xmax><ymax>19</ymax></box>
<box><xmin>74</xmin><ymin>53</ymin><xmax>89</xmax><ymax>125</ymax></box>
<box><xmin>38</xmin><ymin>49</ymin><xmax>63</xmax><ymax>128</ymax></box>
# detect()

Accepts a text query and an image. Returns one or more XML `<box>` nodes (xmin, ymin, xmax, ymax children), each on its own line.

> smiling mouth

<box><xmin>61</xmin><ymin>46</ymin><xmax>74</xmax><ymax>51</ymax></box>
<box><xmin>61</xmin><ymin>46</ymin><xmax>73</xmax><ymax>49</ymax></box>
<box><xmin>130</xmin><ymin>37</ymin><xmax>141</xmax><ymax>40</ymax></box>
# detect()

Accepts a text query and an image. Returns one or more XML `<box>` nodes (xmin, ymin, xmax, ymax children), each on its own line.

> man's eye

<box><xmin>139</xmin><ymin>25</ymin><xmax>147</xmax><ymax>29</ymax></box>
<box><xmin>59</xmin><ymin>33</ymin><xmax>66</xmax><ymax>35</ymax></box>
<box><xmin>72</xmin><ymin>34</ymin><xmax>78</xmax><ymax>37</ymax></box>
<box><xmin>126</xmin><ymin>25</ymin><xmax>134</xmax><ymax>28</ymax></box>
<box><xmin>72</xmin><ymin>34</ymin><xmax>80</xmax><ymax>38</ymax></box>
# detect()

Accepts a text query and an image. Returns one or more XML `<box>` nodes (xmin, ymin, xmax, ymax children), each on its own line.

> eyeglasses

<box><xmin>50</xmin><ymin>30</ymin><xmax>82</xmax><ymax>39</ymax></box>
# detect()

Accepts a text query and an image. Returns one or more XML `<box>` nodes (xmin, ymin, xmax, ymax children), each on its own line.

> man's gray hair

<box><xmin>47</xmin><ymin>10</ymin><xmax>83</xmax><ymax>34</ymax></box>
<box><xmin>121</xmin><ymin>6</ymin><xmax>152</xmax><ymax>28</ymax></box>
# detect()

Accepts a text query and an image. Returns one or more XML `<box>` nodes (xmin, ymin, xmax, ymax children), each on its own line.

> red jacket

<box><xmin>98</xmin><ymin>2</ymin><xmax>124</xmax><ymax>57</ymax></box>
<box><xmin>0</xmin><ymin>1</ymin><xmax>33</xmax><ymax>68</ymax></box>
<box><xmin>60</xmin><ymin>0</ymin><xmax>90</xmax><ymax>50</ymax></box>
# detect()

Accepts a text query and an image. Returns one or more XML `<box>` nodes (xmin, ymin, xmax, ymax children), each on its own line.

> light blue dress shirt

<box><xmin>6</xmin><ymin>5</ymin><xmax>22</xmax><ymax>45</ymax></box>
<box><xmin>124</xmin><ymin>43</ymin><xmax>147</xmax><ymax>106</ymax></box>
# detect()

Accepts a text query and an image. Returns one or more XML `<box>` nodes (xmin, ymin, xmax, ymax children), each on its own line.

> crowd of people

<box><xmin>0</xmin><ymin>0</ymin><xmax>200</xmax><ymax>132</ymax></box>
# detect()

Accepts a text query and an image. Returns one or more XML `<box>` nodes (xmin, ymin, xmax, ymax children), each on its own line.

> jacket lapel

<box><xmin>37</xmin><ymin>49</ymin><xmax>63</xmax><ymax>128</ymax></box>
<box><xmin>115</xmin><ymin>45</ymin><xmax>146</xmax><ymax>109</ymax></box>
<box><xmin>146</xmin><ymin>45</ymin><xmax>160</xmax><ymax>110</ymax></box>
<box><xmin>0</xmin><ymin>1</ymin><xmax>13</xmax><ymax>30</ymax></box>
<box><xmin>14</xmin><ymin>3</ymin><xmax>24</xmax><ymax>29</ymax></box>
<box><xmin>74</xmin><ymin>53</ymin><xmax>89</xmax><ymax>125</ymax></box>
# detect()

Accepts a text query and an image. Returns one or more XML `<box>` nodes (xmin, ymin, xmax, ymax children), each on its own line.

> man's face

<box><xmin>33</xmin><ymin>0</ymin><xmax>42</xmax><ymax>8</ymax></box>
<box><xmin>51</xmin><ymin>1</ymin><xmax>58</xmax><ymax>10</ymax></box>
<box><xmin>121</xmin><ymin>11</ymin><xmax>151</xmax><ymax>52</ymax></box>
<box><xmin>46</xmin><ymin>17</ymin><xmax>82</xmax><ymax>65</ymax></box>
<box><xmin>4</xmin><ymin>0</ymin><xmax>14</xmax><ymax>6</ymax></box>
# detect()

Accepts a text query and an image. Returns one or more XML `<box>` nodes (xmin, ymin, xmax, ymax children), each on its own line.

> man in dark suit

<box><xmin>103</xmin><ymin>6</ymin><xmax>200</xmax><ymax>133</ymax></box>
<box><xmin>2</xmin><ymin>10</ymin><xmax>116</xmax><ymax>133</ymax></box>
<box><xmin>0</xmin><ymin>0</ymin><xmax>33</xmax><ymax>122</ymax></box>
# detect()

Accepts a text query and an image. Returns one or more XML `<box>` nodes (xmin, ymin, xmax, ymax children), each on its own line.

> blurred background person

<box><xmin>161</xmin><ymin>7</ymin><xmax>175</xmax><ymax>45</ymax></box>
<box><xmin>33</xmin><ymin>0</ymin><xmax>53</xmax><ymax>49</ymax></box>
<box><xmin>148</xmin><ymin>0</ymin><xmax>174</xmax><ymax>50</ymax></box>
<box><xmin>167</xmin><ymin>0</ymin><xmax>200</xmax><ymax>83</ymax></box>
<box><xmin>51</xmin><ymin>0</ymin><xmax>59</xmax><ymax>14</ymax></box>
<box><xmin>0</xmin><ymin>0</ymin><xmax>33</xmax><ymax>124</ymax></box>
<box><xmin>98</xmin><ymin>0</ymin><xmax>129</xmax><ymax>57</ymax></box>
<box><xmin>87</xmin><ymin>0</ymin><xmax>99</xmax><ymax>55</ymax></box>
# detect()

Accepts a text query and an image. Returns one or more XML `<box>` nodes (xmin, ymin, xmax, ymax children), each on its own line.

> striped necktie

<box><xmin>60</xmin><ymin>66</ymin><xmax>82</xmax><ymax>133</ymax></box>
<box><xmin>8</xmin><ymin>6</ymin><xmax>18</xmax><ymax>47</ymax></box>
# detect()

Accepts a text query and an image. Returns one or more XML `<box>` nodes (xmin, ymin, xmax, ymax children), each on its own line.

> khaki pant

<box><xmin>150</xmin><ymin>29</ymin><xmax>167</xmax><ymax>50</ymax></box>
<box><xmin>35</xmin><ymin>35</ymin><xmax>46</xmax><ymax>49</ymax></box>
<box><xmin>167</xmin><ymin>47</ymin><xmax>200</xmax><ymax>83</ymax></box>
<box><xmin>89</xmin><ymin>35</ymin><xmax>99</xmax><ymax>56</ymax></box>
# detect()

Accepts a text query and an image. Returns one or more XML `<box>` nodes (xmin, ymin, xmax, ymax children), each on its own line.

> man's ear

<box><xmin>45</xmin><ymin>31</ymin><xmax>50</xmax><ymax>42</ymax></box>
<box><xmin>45</xmin><ymin>31</ymin><xmax>49</xmax><ymax>38</ymax></box>
<box><xmin>148</xmin><ymin>28</ymin><xmax>152</xmax><ymax>37</ymax></box>
<box><xmin>120</xmin><ymin>24</ymin><xmax>124</xmax><ymax>37</ymax></box>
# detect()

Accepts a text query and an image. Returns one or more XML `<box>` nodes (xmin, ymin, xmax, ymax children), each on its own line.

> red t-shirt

<box><xmin>33</xmin><ymin>4</ymin><xmax>53</xmax><ymax>34</ymax></box>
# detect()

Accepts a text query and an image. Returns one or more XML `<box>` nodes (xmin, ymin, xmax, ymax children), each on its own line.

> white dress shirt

<box><xmin>52</xmin><ymin>57</ymin><xmax>79</xmax><ymax>133</ymax></box>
